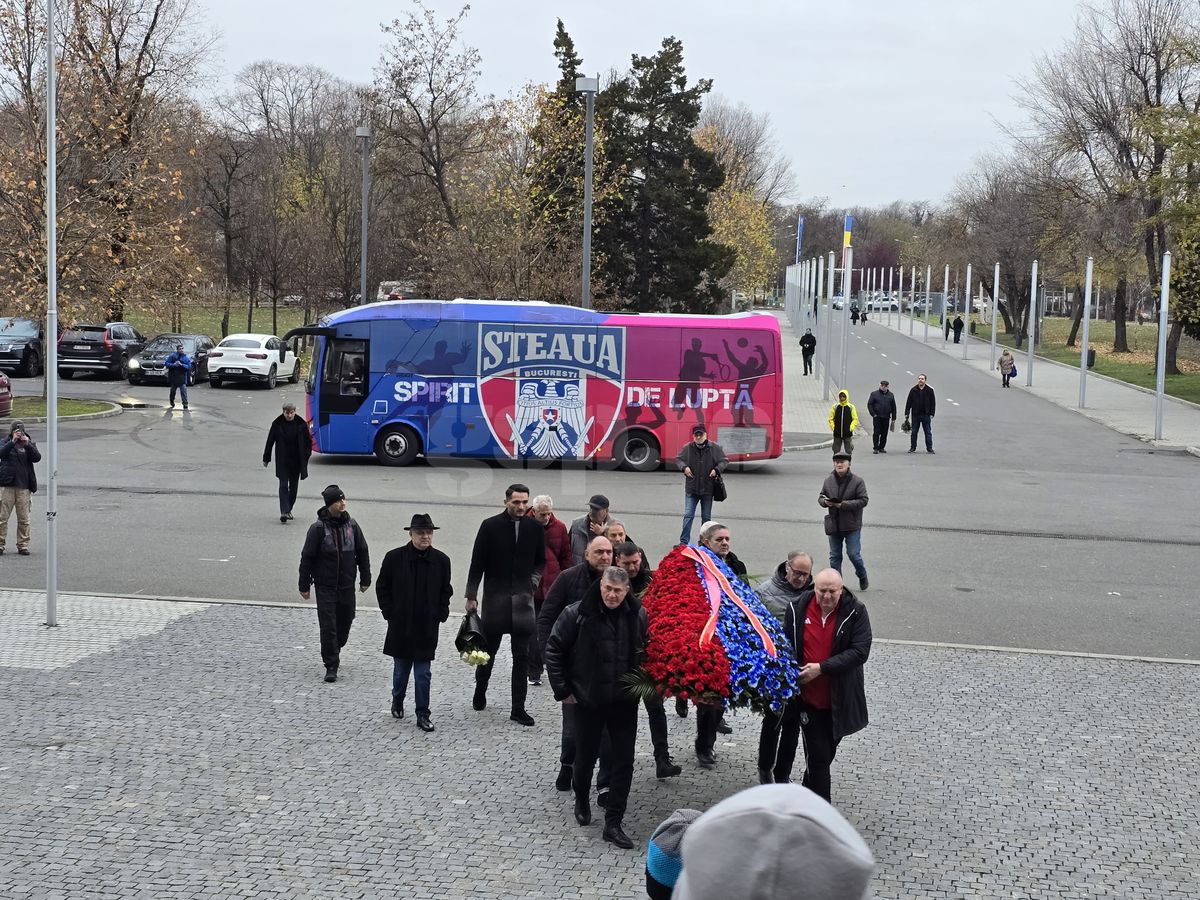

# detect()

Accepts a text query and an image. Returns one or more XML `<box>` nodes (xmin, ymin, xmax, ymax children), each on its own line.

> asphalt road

<box><xmin>4</xmin><ymin>337</ymin><xmax>1199</xmax><ymax>660</ymax></box>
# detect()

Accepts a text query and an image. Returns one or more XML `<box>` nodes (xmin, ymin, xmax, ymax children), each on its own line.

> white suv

<box><xmin>208</xmin><ymin>333</ymin><xmax>299</xmax><ymax>389</ymax></box>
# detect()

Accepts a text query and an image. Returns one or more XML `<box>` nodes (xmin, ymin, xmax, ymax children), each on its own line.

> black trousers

<box><xmin>527</xmin><ymin>597</ymin><xmax>544</xmax><ymax>678</ymax></box>
<box><xmin>277</xmin><ymin>474</ymin><xmax>300</xmax><ymax>516</ymax></box>
<box><xmin>695</xmin><ymin>702</ymin><xmax>722</xmax><ymax>755</ymax></box>
<box><xmin>872</xmin><ymin>416</ymin><xmax>890</xmax><ymax>451</ymax></box>
<box><xmin>773</xmin><ymin>703</ymin><xmax>842</xmax><ymax>800</ymax></box>
<box><xmin>475</xmin><ymin>592</ymin><xmax>534</xmax><ymax>713</ymax></box>
<box><xmin>561</xmin><ymin>695</ymin><xmax>671</xmax><ymax>788</ymax></box>
<box><xmin>757</xmin><ymin>707</ymin><xmax>784</xmax><ymax>772</ymax></box>
<box><xmin>802</xmin><ymin>352</ymin><xmax>814</xmax><ymax>375</ymax></box>
<box><xmin>573</xmin><ymin>700</ymin><xmax>638</xmax><ymax>826</ymax></box>
<box><xmin>315</xmin><ymin>587</ymin><xmax>356</xmax><ymax>669</ymax></box>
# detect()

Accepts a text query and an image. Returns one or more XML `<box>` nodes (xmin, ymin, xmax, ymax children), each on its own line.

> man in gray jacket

<box><xmin>818</xmin><ymin>453</ymin><xmax>869</xmax><ymax>591</ymax></box>
<box><xmin>754</xmin><ymin>551</ymin><xmax>813</xmax><ymax>784</ymax></box>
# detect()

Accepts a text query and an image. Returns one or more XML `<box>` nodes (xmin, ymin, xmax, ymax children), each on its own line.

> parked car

<box><xmin>57</xmin><ymin>322</ymin><xmax>146</xmax><ymax>379</ymax></box>
<box><xmin>0</xmin><ymin>371</ymin><xmax>11</xmax><ymax>417</ymax></box>
<box><xmin>866</xmin><ymin>298</ymin><xmax>899</xmax><ymax>312</ymax></box>
<box><xmin>127</xmin><ymin>333</ymin><xmax>216</xmax><ymax>386</ymax></box>
<box><xmin>0</xmin><ymin>316</ymin><xmax>46</xmax><ymax>378</ymax></box>
<box><xmin>208</xmin><ymin>333</ymin><xmax>300</xmax><ymax>389</ymax></box>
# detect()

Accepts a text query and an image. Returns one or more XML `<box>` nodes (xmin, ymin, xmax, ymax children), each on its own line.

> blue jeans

<box><xmin>392</xmin><ymin>658</ymin><xmax>432</xmax><ymax>718</ymax></box>
<box><xmin>680</xmin><ymin>492</ymin><xmax>714</xmax><ymax>545</ymax></box>
<box><xmin>910</xmin><ymin>415</ymin><xmax>933</xmax><ymax>450</ymax></box>
<box><xmin>169</xmin><ymin>381</ymin><xmax>189</xmax><ymax>407</ymax></box>
<box><xmin>828</xmin><ymin>530</ymin><xmax>867</xmax><ymax>581</ymax></box>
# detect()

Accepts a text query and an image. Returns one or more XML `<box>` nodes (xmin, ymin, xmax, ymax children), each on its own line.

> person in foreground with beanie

<box><xmin>645</xmin><ymin>807</ymin><xmax>702</xmax><ymax>899</ymax></box>
<box><xmin>671</xmin><ymin>783</ymin><xmax>874</xmax><ymax>900</ymax></box>
<box><xmin>299</xmin><ymin>484</ymin><xmax>371</xmax><ymax>683</ymax></box>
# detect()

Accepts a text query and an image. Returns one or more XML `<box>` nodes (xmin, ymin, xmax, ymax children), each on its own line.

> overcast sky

<box><xmin>196</xmin><ymin>0</ymin><xmax>1082</xmax><ymax>209</ymax></box>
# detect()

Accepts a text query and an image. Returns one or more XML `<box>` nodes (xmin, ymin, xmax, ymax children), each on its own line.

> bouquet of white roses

<box><xmin>460</xmin><ymin>647</ymin><xmax>491</xmax><ymax>667</ymax></box>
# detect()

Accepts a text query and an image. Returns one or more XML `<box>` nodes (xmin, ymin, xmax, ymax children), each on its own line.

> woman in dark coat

<box><xmin>263</xmin><ymin>402</ymin><xmax>312</xmax><ymax>523</ymax></box>
<box><xmin>376</xmin><ymin>513</ymin><xmax>453</xmax><ymax>732</ymax></box>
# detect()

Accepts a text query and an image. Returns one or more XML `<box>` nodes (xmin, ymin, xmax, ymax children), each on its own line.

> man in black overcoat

<box><xmin>465</xmin><ymin>483</ymin><xmax>545</xmax><ymax>726</ymax></box>
<box><xmin>263</xmin><ymin>402</ymin><xmax>312</xmax><ymax>523</ymax></box>
<box><xmin>376</xmin><ymin>513</ymin><xmax>453</xmax><ymax>732</ymax></box>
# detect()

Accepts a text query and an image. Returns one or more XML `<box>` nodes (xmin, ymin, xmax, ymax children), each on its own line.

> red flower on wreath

<box><xmin>641</xmin><ymin>547</ymin><xmax>731</xmax><ymax>701</ymax></box>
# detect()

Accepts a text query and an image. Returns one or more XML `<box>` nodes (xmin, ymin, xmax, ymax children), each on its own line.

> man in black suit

<box><xmin>465</xmin><ymin>483</ymin><xmax>546</xmax><ymax>725</ymax></box>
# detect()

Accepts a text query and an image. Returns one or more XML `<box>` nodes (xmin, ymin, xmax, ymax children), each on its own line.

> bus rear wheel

<box><xmin>614</xmin><ymin>430</ymin><xmax>661</xmax><ymax>472</ymax></box>
<box><xmin>375</xmin><ymin>424</ymin><xmax>421</xmax><ymax>467</ymax></box>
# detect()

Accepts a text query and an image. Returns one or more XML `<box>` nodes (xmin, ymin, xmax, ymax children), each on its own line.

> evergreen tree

<box><xmin>596</xmin><ymin>37</ymin><xmax>734</xmax><ymax>313</ymax></box>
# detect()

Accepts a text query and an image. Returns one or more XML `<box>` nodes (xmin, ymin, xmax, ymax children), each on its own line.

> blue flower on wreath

<box><xmin>693</xmin><ymin>547</ymin><xmax>801</xmax><ymax>713</ymax></box>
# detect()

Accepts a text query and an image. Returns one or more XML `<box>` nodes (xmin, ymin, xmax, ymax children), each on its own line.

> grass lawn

<box><xmin>904</xmin><ymin>313</ymin><xmax>1200</xmax><ymax>405</ymax></box>
<box><xmin>123</xmin><ymin>303</ymin><xmax>319</xmax><ymax>342</ymax></box>
<box><xmin>6</xmin><ymin>397</ymin><xmax>112</xmax><ymax>419</ymax></box>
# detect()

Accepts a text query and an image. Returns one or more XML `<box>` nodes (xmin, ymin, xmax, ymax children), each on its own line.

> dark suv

<box><xmin>57</xmin><ymin>322</ymin><xmax>147</xmax><ymax>379</ymax></box>
<box><xmin>0</xmin><ymin>316</ymin><xmax>45</xmax><ymax>377</ymax></box>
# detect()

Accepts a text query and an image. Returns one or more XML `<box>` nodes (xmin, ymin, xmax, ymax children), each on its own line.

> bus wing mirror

<box><xmin>280</xmin><ymin>347</ymin><xmax>287</xmax><ymax>363</ymax></box>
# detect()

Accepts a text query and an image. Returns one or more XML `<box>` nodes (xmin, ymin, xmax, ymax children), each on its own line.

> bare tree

<box><xmin>698</xmin><ymin>95</ymin><xmax>794</xmax><ymax>205</ymax></box>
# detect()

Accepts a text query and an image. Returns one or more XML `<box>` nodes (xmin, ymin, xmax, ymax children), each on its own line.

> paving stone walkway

<box><xmin>2</xmin><ymin>593</ymin><xmax>1197</xmax><ymax>899</ymax></box>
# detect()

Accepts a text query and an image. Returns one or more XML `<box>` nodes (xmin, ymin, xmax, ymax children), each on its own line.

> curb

<box><xmin>0</xmin><ymin>401</ymin><xmax>123</xmax><ymax>424</ymax></box>
<box><xmin>783</xmin><ymin>439</ymin><xmax>833</xmax><ymax>452</ymax></box>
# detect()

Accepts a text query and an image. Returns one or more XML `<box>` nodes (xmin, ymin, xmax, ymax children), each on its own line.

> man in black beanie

<box><xmin>299</xmin><ymin>484</ymin><xmax>371</xmax><ymax>682</ymax></box>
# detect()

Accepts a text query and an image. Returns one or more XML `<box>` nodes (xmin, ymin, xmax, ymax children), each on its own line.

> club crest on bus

<box><xmin>477</xmin><ymin>323</ymin><xmax>626</xmax><ymax>459</ymax></box>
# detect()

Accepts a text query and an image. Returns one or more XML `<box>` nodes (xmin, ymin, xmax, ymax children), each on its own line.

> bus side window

<box><xmin>324</xmin><ymin>340</ymin><xmax>368</xmax><ymax>398</ymax></box>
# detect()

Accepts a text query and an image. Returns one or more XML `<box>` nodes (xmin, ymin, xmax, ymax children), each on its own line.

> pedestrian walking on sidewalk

<box><xmin>778</xmin><ymin>568</ymin><xmax>873</xmax><ymax>801</ymax></box>
<box><xmin>465</xmin><ymin>484</ymin><xmax>545</xmax><ymax>726</ymax></box>
<box><xmin>675</xmin><ymin>426</ymin><xmax>728</xmax><ymax>546</ymax></box>
<box><xmin>827</xmin><ymin>390</ymin><xmax>858</xmax><ymax>457</ymax></box>
<box><xmin>799</xmin><ymin>329</ymin><xmax>816</xmax><ymax>376</ymax></box>
<box><xmin>866</xmin><ymin>380</ymin><xmax>897</xmax><ymax>454</ymax></box>
<box><xmin>952</xmin><ymin>315</ymin><xmax>965</xmax><ymax>344</ymax></box>
<box><xmin>998</xmin><ymin>350</ymin><xmax>1015</xmax><ymax>388</ymax></box>
<box><xmin>545</xmin><ymin>566</ymin><xmax>648</xmax><ymax>850</ymax></box>
<box><xmin>0</xmin><ymin>421</ymin><xmax>39</xmax><ymax>556</ymax></box>
<box><xmin>299</xmin><ymin>485</ymin><xmax>372</xmax><ymax>683</ymax></box>
<box><xmin>376</xmin><ymin>514</ymin><xmax>452</xmax><ymax>732</ymax></box>
<box><xmin>850</xmin><ymin>307</ymin><xmax>860</xmax><ymax>326</ymax></box>
<box><xmin>263</xmin><ymin>402</ymin><xmax>311</xmax><ymax>523</ymax></box>
<box><xmin>165</xmin><ymin>343</ymin><xmax>192</xmax><ymax>409</ymax></box>
<box><xmin>818</xmin><ymin>453</ymin><xmax>869</xmax><ymax>591</ymax></box>
<box><xmin>904</xmin><ymin>374</ymin><xmax>936</xmax><ymax>453</ymax></box>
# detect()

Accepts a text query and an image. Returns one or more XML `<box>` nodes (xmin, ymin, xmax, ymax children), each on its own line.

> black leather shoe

<box><xmin>17</xmin><ymin>548</ymin><xmax>30</xmax><ymax>555</ymax></box>
<box><xmin>574</xmin><ymin>795</ymin><xmax>591</xmax><ymax>826</ymax></box>
<box><xmin>757</xmin><ymin>767</ymin><xmax>774</xmax><ymax>784</ymax></box>
<box><xmin>280</xmin><ymin>515</ymin><xmax>288</xmax><ymax>523</ymax></box>
<box><xmin>472</xmin><ymin>688</ymin><xmax>486</xmax><ymax>711</ymax></box>
<box><xmin>675</xmin><ymin>697</ymin><xmax>688</xmax><ymax>718</ymax></box>
<box><xmin>391</xmin><ymin>700</ymin><xmax>404</xmax><ymax>719</ymax></box>
<box><xmin>324</xmin><ymin>667</ymin><xmax>337</xmax><ymax>683</ymax></box>
<box><xmin>510</xmin><ymin>709</ymin><xmax>535</xmax><ymax>727</ymax></box>
<box><xmin>555</xmin><ymin>764</ymin><xmax>573</xmax><ymax>792</ymax></box>
<box><xmin>596</xmin><ymin>789</ymin><xmax>609</xmax><ymax>809</ymax></box>
<box><xmin>603</xmin><ymin>824</ymin><xmax>634</xmax><ymax>849</ymax></box>
<box><xmin>655</xmin><ymin>758</ymin><xmax>682</xmax><ymax>779</ymax></box>
<box><xmin>716</xmin><ymin>716</ymin><xmax>733</xmax><ymax>735</ymax></box>
<box><xmin>416</xmin><ymin>716</ymin><xmax>435</xmax><ymax>733</ymax></box>
<box><xmin>696</xmin><ymin>749</ymin><xmax>716</xmax><ymax>769</ymax></box>
<box><xmin>859</xmin><ymin>576</ymin><xmax>869</xmax><ymax>591</ymax></box>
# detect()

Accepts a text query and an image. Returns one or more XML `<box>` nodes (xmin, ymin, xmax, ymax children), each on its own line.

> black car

<box><xmin>0</xmin><ymin>316</ymin><xmax>46</xmax><ymax>378</ymax></box>
<box><xmin>57</xmin><ymin>322</ymin><xmax>147</xmax><ymax>379</ymax></box>
<box><xmin>127</xmin><ymin>333</ymin><xmax>216</xmax><ymax>386</ymax></box>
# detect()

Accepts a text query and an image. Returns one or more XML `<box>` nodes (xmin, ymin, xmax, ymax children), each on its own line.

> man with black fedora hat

<box><xmin>299</xmin><ymin>485</ymin><xmax>372</xmax><ymax>682</ymax></box>
<box><xmin>376</xmin><ymin>513</ymin><xmax>453</xmax><ymax>732</ymax></box>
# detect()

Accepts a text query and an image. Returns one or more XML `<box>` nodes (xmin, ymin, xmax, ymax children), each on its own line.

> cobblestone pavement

<box><xmin>2</xmin><ymin>595</ymin><xmax>1197</xmax><ymax>899</ymax></box>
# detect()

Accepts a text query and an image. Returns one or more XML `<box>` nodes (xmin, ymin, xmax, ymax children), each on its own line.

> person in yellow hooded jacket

<box><xmin>827</xmin><ymin>390</ymin><xmax>858</xmax><ymax>457</ymax></box>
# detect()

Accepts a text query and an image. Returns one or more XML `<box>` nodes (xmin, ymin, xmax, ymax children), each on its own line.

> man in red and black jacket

<box><xmin>774</xmin><ymin>568</ymin><xmax>872</xmax><ymax>802</ymax></box>
<box><xmin>527</xmin><ymin>495</ymin><xmax>574</xmax><ymax>686</ymax></box>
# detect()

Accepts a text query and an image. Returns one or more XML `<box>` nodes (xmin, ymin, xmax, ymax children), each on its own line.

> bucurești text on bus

<box><xmin>284</xmin><ymin>299</ymin><xmax>783</xmax><ymax>470</ymax></box>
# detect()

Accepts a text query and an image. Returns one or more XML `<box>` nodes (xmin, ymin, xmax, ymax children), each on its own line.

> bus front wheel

<box><xmin>375</xmin><ymin>424</ymin><xmax>421</xmax><ymax>467</ymax></box>
<box><xmin>614</xmin><ymin>430</ymin><xmax>661</xmax><ymax>472</ymax></box>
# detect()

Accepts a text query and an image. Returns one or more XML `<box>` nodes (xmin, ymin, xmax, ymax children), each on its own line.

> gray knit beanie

<box><xmin>673</xmin><ymin>784</ymin><xmax>874</xmax><ymax>900</ymax></box>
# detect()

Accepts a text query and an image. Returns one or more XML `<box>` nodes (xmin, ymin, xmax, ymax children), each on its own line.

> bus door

<box><xmin>318</xmin><ymin>334</ymin><xmax>370</xmax><ymax>453</ymax></box>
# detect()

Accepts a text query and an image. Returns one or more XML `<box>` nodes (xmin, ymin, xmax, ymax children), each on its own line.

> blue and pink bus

<box><xmin>284</xmin><ymin>300</ymin><xmax>782</xmax><ymax>470</ymax></box>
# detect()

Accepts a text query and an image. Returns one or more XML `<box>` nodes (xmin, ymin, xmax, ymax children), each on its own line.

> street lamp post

<box><xmin>576</xmin><ymin>76</ymin><xmax>599</xmax><ymax>309</ymax></box>
<box><xmin>45</xmin><ymin>0</ymin><xmax>59</xmax><ymax>627</ymax></box>
<box><xmin>356</xmin><ymin>125</ymin><xmax>370</xmax><ymax>306</ymax></box>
